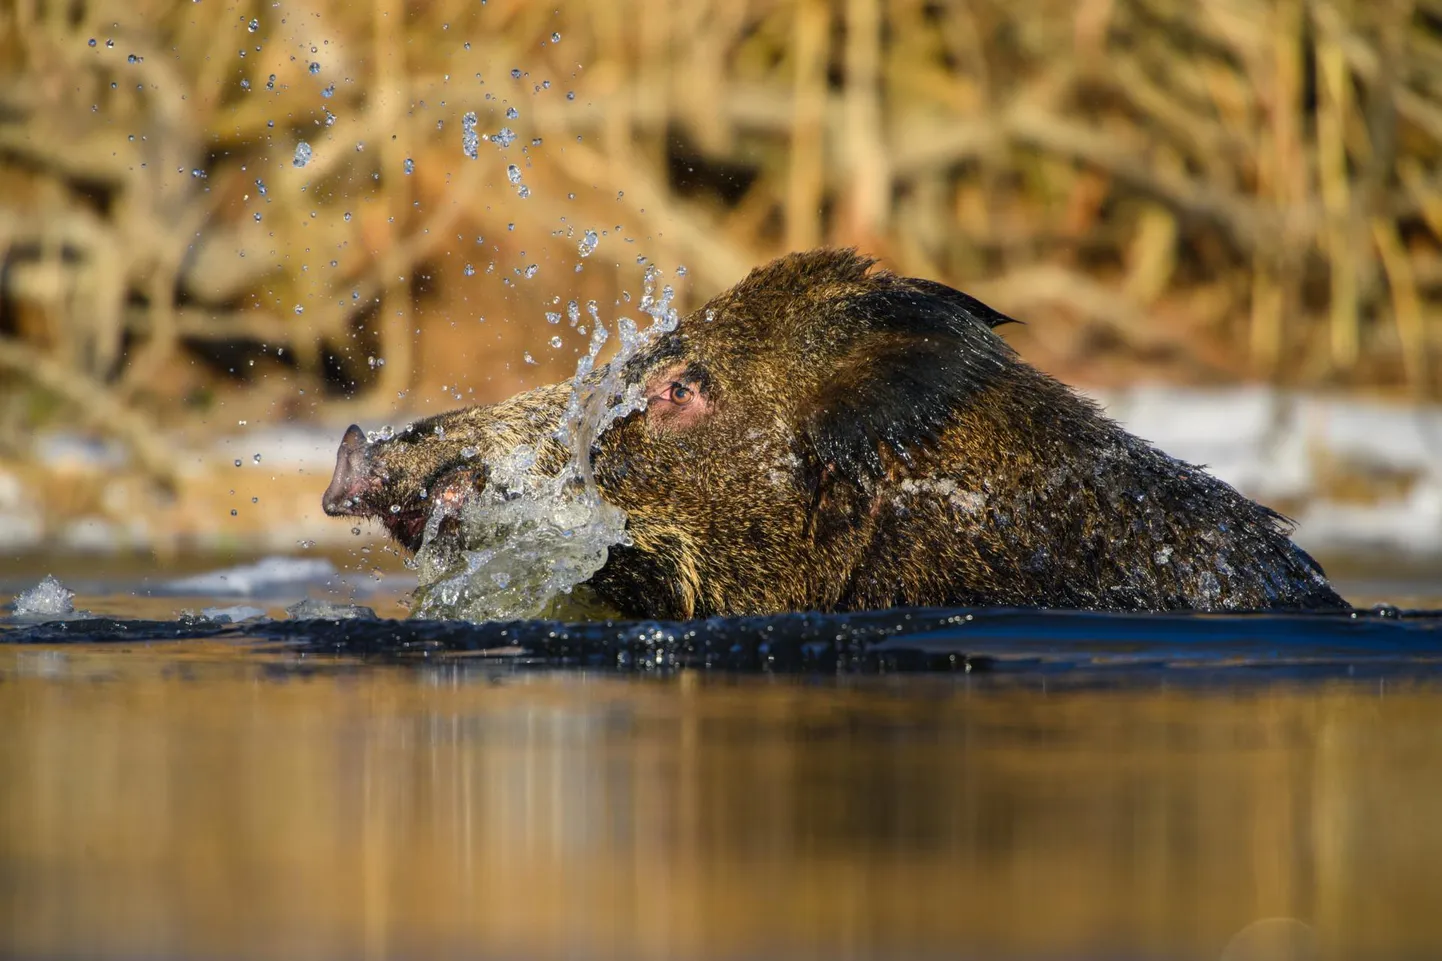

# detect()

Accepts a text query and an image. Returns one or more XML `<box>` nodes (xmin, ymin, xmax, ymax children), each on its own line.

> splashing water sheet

<box><xmin>9</xmin><ymin>575</ymin><xmax>80</xmax><ymax>620</ymax></box>
<box><xmin>405</xmin><ymin>265</ymin><xmax>682</xmax><ymax>622</ymax></box>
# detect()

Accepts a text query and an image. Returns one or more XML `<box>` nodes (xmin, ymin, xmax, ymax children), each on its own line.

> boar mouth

<box><xmin>360</xmin><ymin>470</ymin><xmax>484</xmax><ymax>554</ymax></box>
<box><xmin>394</xmin><ymin>466</ymin><xmax>487</xmax><ymax>552</ymax></box>
<box><xmin>335</xmin><ymin>501</ymin><xmax>445</xmax><ymax>555</ymax></box>
<box><xmin>383</xmin><ymin>508</ymin><xmax>431</xmax><ymax>553</ymax></box>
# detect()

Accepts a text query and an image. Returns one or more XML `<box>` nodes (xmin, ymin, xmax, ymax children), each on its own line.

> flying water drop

<box><xmin>461</xmin><ymin>111</ymin><xmax>479</xmax><ymax>159</ymax></box>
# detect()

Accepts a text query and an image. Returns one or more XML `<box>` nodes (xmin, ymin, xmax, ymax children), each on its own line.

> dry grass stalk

<box><xmin>1</xmin><ymin>0</ymin><xmax>1441</xmax><ymax>483</ymax></box>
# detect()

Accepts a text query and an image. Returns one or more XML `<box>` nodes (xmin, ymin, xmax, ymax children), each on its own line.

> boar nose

<box><xmin>322</xmin><ymin>424</ymin><xmax>370</xmax><ymax>516</ymax></box>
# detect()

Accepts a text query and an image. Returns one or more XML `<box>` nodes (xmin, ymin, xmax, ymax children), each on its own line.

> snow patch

<box><xmin>162</xmin><ymin>557</ymin><xmax>338</xmax><ymax>597</ymax></box>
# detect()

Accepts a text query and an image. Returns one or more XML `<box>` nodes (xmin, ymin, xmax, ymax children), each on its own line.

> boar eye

<box><xmin>668</xmin><ymin>383</ymin><xmax>694</xmax><ymax>405</ymax></box>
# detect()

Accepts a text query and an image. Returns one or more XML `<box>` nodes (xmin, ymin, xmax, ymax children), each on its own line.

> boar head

<box><xmin>321</xmin><ymin>383</ymin><xmax>573</xmax><ymax>551</ymax></box>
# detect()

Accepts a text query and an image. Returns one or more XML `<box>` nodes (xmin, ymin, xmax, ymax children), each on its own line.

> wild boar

<box><xmin>322</xmin><ymin>248</ymin><xmax>1349</xmax><ymax>617</ymax></box>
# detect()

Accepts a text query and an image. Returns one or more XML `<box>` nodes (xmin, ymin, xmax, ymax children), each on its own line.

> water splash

<box><xmin>408</xmin><ymin>265</ymin><xmax>682</xmax><ymax>622</ymax></box>
<box><xmin>11</xmin><ymin>575</ymin><xmax>77</xmax><ymax>619</ymax></box>
<box><xmin>461</xmin><ymin>111</ymin><xmax>479</xmax><ymax>159</ymax></box>
<box><xmin>285</xmin><ymin>598</ymin><xmax>378</xmax><ymax>620</ymax></box>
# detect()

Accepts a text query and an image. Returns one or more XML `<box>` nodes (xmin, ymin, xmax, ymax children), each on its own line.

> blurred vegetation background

<box><xmin>2</xmin><ymin>0</ymin><xmax>1442</xmax><ymax>483</ymax></box>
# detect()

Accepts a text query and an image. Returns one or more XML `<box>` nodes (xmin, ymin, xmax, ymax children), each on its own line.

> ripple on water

<box><xmin>4</xmin><ymin>603</ymin><xmax>1441</xmax><ymax>684</ymax></box>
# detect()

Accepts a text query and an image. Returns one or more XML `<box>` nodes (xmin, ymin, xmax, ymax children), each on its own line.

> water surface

<box><xmin>3</xmin><ymin>556</ymin><xmax>1442</xmax><ymax>961</ymax></box>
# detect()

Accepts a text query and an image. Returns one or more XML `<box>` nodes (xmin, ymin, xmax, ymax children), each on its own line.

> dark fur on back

<box><xmin>595</xmin><ymin>249</ymin><xmax>1346</xmax><ymax>614</ymax></box>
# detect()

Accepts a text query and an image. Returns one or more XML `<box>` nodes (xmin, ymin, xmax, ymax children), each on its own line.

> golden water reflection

<box><xmin>2</xmin><ymin>646</ymin><xmax>1440</xmax><ymax>961</ymax></box>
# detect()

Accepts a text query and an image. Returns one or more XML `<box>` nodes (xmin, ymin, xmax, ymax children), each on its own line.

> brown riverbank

<box><xmin>5</xmin><ymin>0</ymin><xmax>1442</xmax><ymax>493</ymax></box>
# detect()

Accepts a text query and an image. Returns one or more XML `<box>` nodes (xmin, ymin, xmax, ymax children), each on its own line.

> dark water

<box><xmin>3</xmin><ymin>557</ymin><xmax>1442</xmax><ymax>961</ymax></box>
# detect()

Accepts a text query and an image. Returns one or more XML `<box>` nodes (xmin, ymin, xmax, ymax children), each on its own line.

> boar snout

<box><xmin>322</xmin><ymin>424</ymin><xmax>370</xmax><ymax>516</ymax></box>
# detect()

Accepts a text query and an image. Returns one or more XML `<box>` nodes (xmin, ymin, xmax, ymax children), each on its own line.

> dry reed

<box><xmin>2</xmin><ymin>0</ymin><xmax>1441</xmax><ymax>479</ymax></box>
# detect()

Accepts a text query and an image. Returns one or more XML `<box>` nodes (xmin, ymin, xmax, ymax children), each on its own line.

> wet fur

<box><xmin>336</xmin><ymin>248</ymin><xmax>1349</xmax><ymax>617</ymax></box>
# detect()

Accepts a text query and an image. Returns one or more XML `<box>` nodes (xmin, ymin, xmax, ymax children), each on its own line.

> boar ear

<box><xmin>799</xmin><ymin>283</ymin><xmax>1017</xmax><ymax>486</ymax></box>
<box><xmin>897</xmin><ymin>278</ymin><xmax>1022</xmax><ymax>331</ymax></box>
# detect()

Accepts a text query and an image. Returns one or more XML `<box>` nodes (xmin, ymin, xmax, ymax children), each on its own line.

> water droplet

<box><xmin>523</xmin><ymin>264</ymin><xmax>538</xmax><ymax>278</ymax></box>
<box><xmin>321</xmin><ymin>84</ymin><xmax>335</xmax><ymax>98</ymax></box>
<box><xmin>461</xmin><ymin>446</ymin><xmax>479</xmax><ymax>459</ymax></box>
<box><xmin>510</xmin><ymin>68</ymin><xmax>521</xmax><ymax>78</ymax></box>
<box><xmin>578</xmin><ymin>229</ymin><xmax>598</xmax><ymax>257</ymax></box>
<box><xmin>251</xmin><ymin>497</ymin><xmax>259</xmax><ymax>504</ymax></box>
<box><xmin>505</xmin><ymin>106</ymin><xmax>518</xmax><ymax>119</ymax></box>
<box><xmin>566</xmin><ymin>91</ymin><xmax>575</xmax><ymax>101</ymax></box>
<box><xmin>88</xmin><ymin>38</ymin><xmax>97</xmax><ymax>47</ymax></box>
<box><xmin>493</xmin><ymin>127</ymin><xmax>516</xmax><ymax>148</ymax></box>
<box><xmin>343</xmin><ymin>211</ymin><xmax>352</xmax><ymax>221</ymax></box>
<box><xmin>127</xmin><ymin>53</ymin><xmax>142</xmax><ymax>64</ymax></box>
<box><xmin>292</xmin><ymin>141</ymin><xmax>312</xmax><ymax>167</ymax></box>
<box><xmin>389</xmin><ymin>504</ymin><xmax>401</xmax><ymax>514</ymax></box>
<box><xmin>461</xmin><ymin>111</ymin><xmax>479</xmax><ymax>159</ymax></box>
<box><xmin>523</xmin><ymin>352</ymin><xmax>536</xmax><ymax>364</ymax></box>
<box><xmin>549</xmin><ymin>335</ymin><xmax>563</xmax><ymax>349</ymax></box>
<box><xmin>545</xmin><ymin>311</ymin><xmax>561</xmax><ymax>324</ymax></box>
<box><xmin>464</xmin><ymin>263</ymin><xmax>476</xmax><ymax>276</ymax></box>
<box><xmin>234</xmin><ymin>459</ymin><xmax>242</xmax><ymax>467</ymax></box>
<box><xmin>308</xmin><ymin>61</ymin><xmax>320</xmax><ymax>74</ymax></box>
<box><xmin>403</xmin><ymin>157</ymin><xmax>415</xmax><ymax>174</ymax></box>
<box><xmin>230</xmin><ymin>509</ymin><xmax>238</xmax><ymax>517</ymax></box>
<box><xmin>252</xmin><ymin>453</ymin><xmax>262</xmax><ymax>464</ymax></box>
<box><xmin>506</xmin><ymin>163</ymin><xmax>521</xmax><ymax>185</ymax></box>
<box><xmin>294</xmin><ymin>304</ymin><xmax>304</xmax><ymax>315</ymax></box>
<box><xmin>247</xmin><ymin>18</ymin><xmax>259</xmax><ymax>32</ymax></box>
<box><xmin>551</xmin><ymin>31</ymin><xmax>561</xmax><ymax>43</ymax></box>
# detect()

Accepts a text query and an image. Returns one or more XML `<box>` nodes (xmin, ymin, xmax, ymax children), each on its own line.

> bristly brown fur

<box><xmin>327</xmin><ymin>248</ymin><xmax>1350</xmax><ymax>617</ymax></box>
